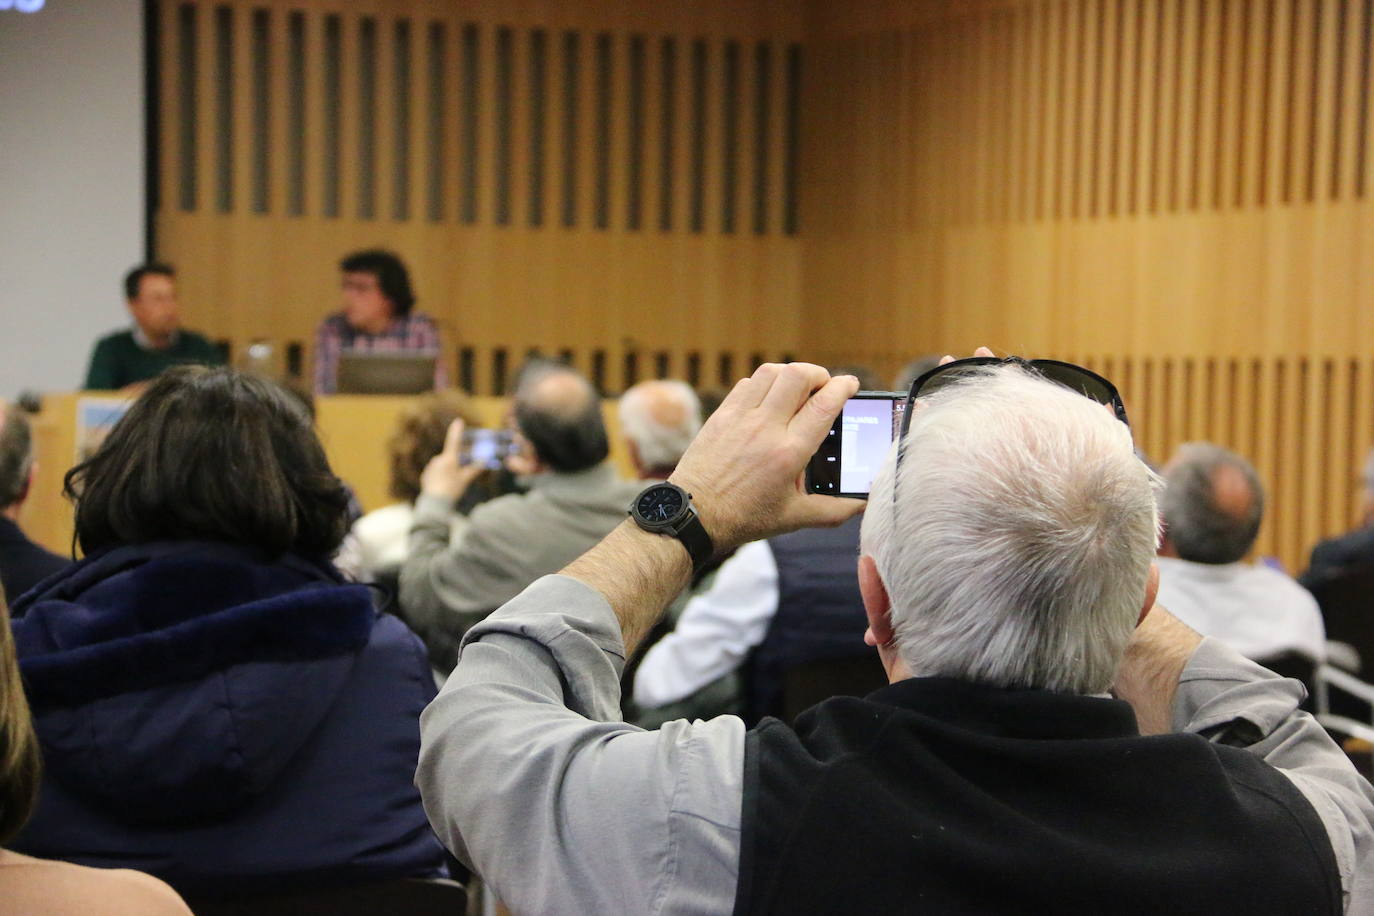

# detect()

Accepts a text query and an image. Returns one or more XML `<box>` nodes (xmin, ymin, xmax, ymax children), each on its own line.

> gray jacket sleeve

<box><xmin>1173</xmin><ymin>638</ymin><xmax>1374</xmax><ymax>914</ymax></box>
<box><xmin>416</xmin><ymin>574</ymin><xmax>745</xmax><ymax>916</ymax></box>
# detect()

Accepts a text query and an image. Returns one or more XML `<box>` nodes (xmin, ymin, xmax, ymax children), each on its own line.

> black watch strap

<box><xmin>673</xmin><ymin>510</ymin><xmax>714</xmax><ymax>573</ymax></box>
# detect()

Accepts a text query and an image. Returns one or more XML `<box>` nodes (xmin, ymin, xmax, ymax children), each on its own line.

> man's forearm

<box><xmin>562</xmin><ymin>520</ymin><xmax>692</xmax><ymax>657</ymax></box>
<box><xmin>1112</xmin><ymin>606</ymin><xmax>1204</xmax><ymax>734</ymax></box>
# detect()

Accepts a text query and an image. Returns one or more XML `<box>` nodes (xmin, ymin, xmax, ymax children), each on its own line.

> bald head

<box><xmin>514</xmin><ymin>365</ymin><xmax>609</xmax><ymax>473</ymax></box>
<box><xmin>1160</xmin><ymin>442</ymin><xmax>1263</xmax><ymax>564</ymax></box>
<box><xmin>618</xmin><ymin>381</ymin><xmax>702</xmax><ymax>477</ymax></box>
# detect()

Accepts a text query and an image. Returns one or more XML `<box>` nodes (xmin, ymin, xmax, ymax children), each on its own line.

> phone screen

<box><xmin>805</xmin><ymin>392</ymin><xmax>907</xmax><ymax>498</ymax></box>
<box><xmin>462</xmin><ymin>429</ymin><xmax>512</xmax><ymax>470</ymax></box>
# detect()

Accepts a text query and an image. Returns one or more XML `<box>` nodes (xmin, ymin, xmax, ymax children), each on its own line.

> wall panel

<box><xmin>801</xmin><ymin>0</ymin><xmax>1374</xmax><ymax>572</ymax></box>
<box><xmin>154</xmin><ymin>0</ymin><xmax>804</xmax><ymax>400</ymax></box>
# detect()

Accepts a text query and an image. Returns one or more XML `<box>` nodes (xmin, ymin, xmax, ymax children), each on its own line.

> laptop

<box><xmin>336</xmin><ymin>351</ymin><xmax>438</xmax><ymax>395</ymax></box>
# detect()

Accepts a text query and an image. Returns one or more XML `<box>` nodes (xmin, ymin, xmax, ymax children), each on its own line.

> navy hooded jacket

<box><xmin>8</xmin><ymin>540</ymin><xmax>448</xmax><ymax>894</ymax></box>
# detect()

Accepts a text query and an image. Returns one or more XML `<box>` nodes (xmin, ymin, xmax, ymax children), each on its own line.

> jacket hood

<box><xmin>12</xmin><ymin>541</ymin><xmax>376</xmax><ymax>825</ymax></box>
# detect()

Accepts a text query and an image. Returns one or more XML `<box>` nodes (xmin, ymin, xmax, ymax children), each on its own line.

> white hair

<box><xmin>860</xmin><ymin>365</ymin><xmax>1162</xmax><ymax>695</ymax></box>
<box><xmin>617</xmin><ymin>380</ymin><xmax>702</xmax><ymax>472</ymax></box>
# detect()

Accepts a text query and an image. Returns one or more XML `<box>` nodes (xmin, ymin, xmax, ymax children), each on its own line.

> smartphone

<box><xmin>461</xmin><ymin>428</ymin><xmax>516</xmax><ymax>470</ymax></box>
<box><xmin>805</xmin><ymin>392</ymin><xmax>907</xmax><ymax>498</ymax></box>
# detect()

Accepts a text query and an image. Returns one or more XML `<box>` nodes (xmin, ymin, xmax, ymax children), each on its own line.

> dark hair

<box><xmin>123</xmin><ymin>262</ymin><xmax>175</xmax><ymax>301</ymax></box>
<box><xmin>0</xmin><ymin>408</ymin><xmax>33</xmax><ymax>509</ymax></box>
<box><xmin>0</xmin><ymin>587</ymin><xmax>41</xmax><ymax>846</ymax></box>
<box><xmin>514</xmin><ymin>366</ymin><xmax>609</xmax><ymax>473</ymax></box>
<box><xmin>340</xmin><ymin>249</ymin><xmax>416</xmax><ymax>316</ymax></box>
<box><xmin>64</xmin><ymin>366</ymin><xmax>352</xmax><ymax>558</ymax></box>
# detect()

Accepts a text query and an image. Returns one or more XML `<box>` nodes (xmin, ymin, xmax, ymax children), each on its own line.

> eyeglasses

<box><xmin>894</xmin><ymin>356</ymin><xmax>1130</xmax><ymax>504</ymax></box>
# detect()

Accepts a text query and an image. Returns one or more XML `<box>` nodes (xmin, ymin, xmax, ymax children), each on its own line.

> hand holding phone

<box><xmin>461</xmin><ymin>428</ymin><xmax>518</xmax><ymax>470</ymax></box>
<box><xmin>805</xmin><ymin>391</ymin><xmax>906</xmax><ymax>498</ymax></box>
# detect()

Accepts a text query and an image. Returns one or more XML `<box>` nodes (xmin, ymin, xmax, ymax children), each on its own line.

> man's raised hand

<box><xmin>668</xmin><ymin>363</ymin><xmax>865</xmax><ymax>552</ymax></box>
<box><xmin>420</xmin><ymin>418</ymin><xmax>484</xmax><ymax>502</ymax></box>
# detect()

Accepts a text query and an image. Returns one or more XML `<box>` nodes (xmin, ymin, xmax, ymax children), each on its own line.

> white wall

<box><xmin>0</xmin><ymin>0</ymin><xmax>145</xmax><ymax>395</ymax></box>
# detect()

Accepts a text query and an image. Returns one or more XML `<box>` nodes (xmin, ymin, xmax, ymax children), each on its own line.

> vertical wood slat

<box><xmin>1336</xmin><ymin>0</ymin><xmax>1364</xmax><ymax>199</ymax></box>
<box><xmin>266</xmin><ymin>7</ymin><xmax>290</xmax><ymax>217</ymax></box>
<box><xmin>159</xmin><ymin>0</ymin><xmax>182</xmax><ymax>215</ymax></box>
<box><xmin>1305</xmin><ymin>0</ymin><xmax>1335</xmax><ymax>203</ymax></box>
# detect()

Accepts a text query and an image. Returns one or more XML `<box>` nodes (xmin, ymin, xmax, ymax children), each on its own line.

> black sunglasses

<box><xmin>894</xmin><ymin>356</ymin><xmax>1131</xmax><ymax>503</ymax></box>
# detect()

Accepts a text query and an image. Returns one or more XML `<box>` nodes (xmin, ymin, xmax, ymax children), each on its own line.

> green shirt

<box><xmin>83</xmin><ymin>329</ymin><xmax>224</xmax><ymax>390</ymax></box>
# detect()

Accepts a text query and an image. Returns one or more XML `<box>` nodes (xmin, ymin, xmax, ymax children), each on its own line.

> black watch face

<box><xmin>637</xmin><ymin>486</ymin><xmax>685</xmax><ymax>524</ymax></box>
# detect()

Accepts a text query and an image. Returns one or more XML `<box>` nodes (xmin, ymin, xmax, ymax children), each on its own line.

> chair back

<box><xmin>187</xmin><ymin>877</ymin><xmax>467</xmax><ymax>916</ymax></box>
<box><xmin>1306</xmin><ymin>562</ymin><xmax>1374</xmax><ymax>680</ymax></box>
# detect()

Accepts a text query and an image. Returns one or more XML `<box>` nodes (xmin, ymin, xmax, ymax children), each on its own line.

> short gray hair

<box><xmin>617</xmin><ymin>380</ymin><xmax>702</xmax><ymax>473</ymax></box>
<box><xmin>1160</xmin><ymin>442</ymin><xmax>1263</xmax><ymax>565</ymax></box>
<box><xmin>860</xmin><ymin>365</ymin><xmax>1161</xmax><ymax>695</ymax></box>
<box><xmin>0</xmin><ymin>406</ymin><xmax>34</xmax><ymax>510</ymax></box>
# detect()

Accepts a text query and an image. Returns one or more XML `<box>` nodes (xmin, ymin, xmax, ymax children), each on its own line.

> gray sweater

<box><xmin>399</xmin><ymin>463</ymin><xmax>644</xmax><ymax>671</ymax></box>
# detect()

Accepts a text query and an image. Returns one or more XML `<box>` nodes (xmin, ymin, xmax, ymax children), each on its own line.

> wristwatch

<box><xmin>628</xmin><ymin>482</ymin><xmax>714</xmax><ymax>572</ymax></box>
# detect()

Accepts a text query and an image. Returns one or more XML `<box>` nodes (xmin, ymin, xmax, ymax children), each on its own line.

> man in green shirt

<box><xmin>83</xmin><ymin>264</ymin><xmax>223</xmax><ymax>390</ymax></box>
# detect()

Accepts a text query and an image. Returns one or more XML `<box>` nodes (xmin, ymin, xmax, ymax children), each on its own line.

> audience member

<box><xmin>1157</xmin><ymin>442</ymin><xmax>1326</xmax><ymax>663</ymax></box>
<box><xmin>617</xmin><ymin>380</ymin><xmax>702</xmax><ymax>480</ymax></box>
<box><xmin>83</xmin><ymin>264</ymin><xmax>223</xmax><ymax>390</ymax></box>
<box><xmin>417</xmin><ymin>358</ymin><xmax>1373</xmax><ymax>913</ymax></box>
<box><xmin>314</xmin><ymin>250</ymin><xmax>445</xmax><ymax>394</ymax></box>
<box><xmin>1302</xmin><ymin>446</ymin><xmax>1374</xmax><ymax>586</ymax></box>
<box><xmin>9</xmin><ymin>366</ymin><xmax>447</xmax><ymax>894</ymax></box>
<box><xmin>400</xmin><ymin>362</ymin><xmax>642</xmax><ymax>672</ymax></box>
<box><xmin>631</xmin><ymin>515</ymin><xmax>870</xmax><ymax>725</ymax></box>
<box><xmin>335</xmin><ymin>391</ymin><xmax>482</xmax><ymax>582</ymax></box>
<box><xmin>0</xmin><ymin>586</ymin><xmax>192</xmax><ymax>915</ymax></box>
<box><xmin>0</xmin><ymin>405</ymin><xmax>67</xmax><ymax>600</ymax></box>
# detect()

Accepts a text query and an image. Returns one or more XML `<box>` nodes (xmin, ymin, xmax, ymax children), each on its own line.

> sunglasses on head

<box><xmin>893</xmin><ymin>356</ymin><xmax>1131</xmax><ymax>503</ymax></box>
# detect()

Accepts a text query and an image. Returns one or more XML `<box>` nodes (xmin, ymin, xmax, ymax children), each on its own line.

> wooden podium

<box><xmin>19</xmin><ymin>392</ymin><xmax>636</xmax><ymax>557</ymax></box>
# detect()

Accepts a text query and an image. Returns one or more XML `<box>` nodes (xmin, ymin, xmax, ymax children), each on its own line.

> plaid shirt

<box><xmin>313</xmin><ymin>311</ymin><xmax>447</xmax><ymax>394</ymax></box>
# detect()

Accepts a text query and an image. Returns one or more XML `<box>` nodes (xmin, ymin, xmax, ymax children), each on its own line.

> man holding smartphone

<box><xmin>418</xmin><ymin>357</ymin><xmax>1373</xmax><ymax>913</ymax></box>
<box><xmin>400</xmin><ymin>362</ymin><xmax>643</xmax><ymax>673</ymax></box>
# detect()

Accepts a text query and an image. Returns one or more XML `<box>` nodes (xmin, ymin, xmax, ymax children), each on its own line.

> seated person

<box><xmin>1156</xmin><ymin>442</ymin><xmax>1326</xmax><ymax>663</ymax></box>
<box><xmin>314</xmin><ymin>250</ymin><xmax>445</xmax><ymax>394</ymax></box>
<box><xmin>416</xmin><ymin>357</ymin><xmax>1373</xmax><ymax>913</ymax></box>
<box><xmin>631</xmin><ymin>514</ymin><xmax>869</xmax><ymax>726</ymax></box>
<box><xmin>0</xmin><ymin>586</ymin><xmax>191</xmax><ymax>915</ymax></box>
<box><xmin>400</xmin><ymin>362</ymin><xmax>643</xmax><ymax>672</ymax></box>
<box><xmin>1303</xmin><ymin>446</ymin><xmax>1374</xmax><ymax>585</ymax></box>
<box><xmin>0</xmin><ymin>405</ymin><xmax>67</xmax><ymax>600</ymax></box>
<box><xmin>10</xmin><ymin>366</ymin><xmax>448</xmax><ymax>894</ymax></box>
<box><xmin>84</xmin><ymin>264</ymin><xmax>223</xmax><ymax>390</ymax></box>
<box><xmin>617</xmin><ymin>380</ymin><xmax>702</xmax><ymax>481</ymax></box>
<box><xmin>335</xmin><ymin>390</ymin><xmax>482</xmax><ymax>582</ymax></box>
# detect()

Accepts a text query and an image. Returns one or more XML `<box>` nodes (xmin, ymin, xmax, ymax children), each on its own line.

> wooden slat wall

<box><xmin>801</xmin><ymin>0</ymin><xmax>1374</xmax><ymax>574</ymax></box>
<box><xmin>154</xmin><ymin>0</ymin><xmax>804</xmax><ymax>397</ymax></box>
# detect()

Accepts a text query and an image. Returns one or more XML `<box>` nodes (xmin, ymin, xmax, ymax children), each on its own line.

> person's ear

<box><xmin>1138</xmin><ymin>561</ymin><xmax>1159</xmax><ymax>627</ymax></box>
<box><xmin>859</xmin><ymin>554</ymin><xmax>893</xmax><ymax>648</ymax></box>
<box><xmin>625</xmin><ymin>439</ymin><xmax>644</xmax><ymax>477</ymax></box>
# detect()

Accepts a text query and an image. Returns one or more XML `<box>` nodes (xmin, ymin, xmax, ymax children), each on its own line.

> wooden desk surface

<box><xmin>20</xmin><ymin>392</ymin><xmax>634</xmax><ymax>556</ymax></box>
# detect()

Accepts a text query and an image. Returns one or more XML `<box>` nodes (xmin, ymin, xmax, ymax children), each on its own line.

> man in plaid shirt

<box><xmin>314</xmin><ymin>249</ymin><xmax>448</xmax><ymax>394</ymax></box>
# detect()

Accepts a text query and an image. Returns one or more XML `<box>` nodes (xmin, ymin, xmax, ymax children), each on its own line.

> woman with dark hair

<box><xmin>7</xmin><ymin>366</ymin><xmax>448</xmax><ymax>895</ymax></box>
<box><xmin>0</xmin><ymin>584</ymin><xmax>191</xmax><ymax>913</ymax></box>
